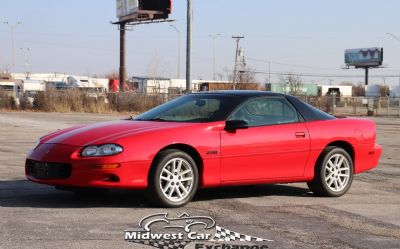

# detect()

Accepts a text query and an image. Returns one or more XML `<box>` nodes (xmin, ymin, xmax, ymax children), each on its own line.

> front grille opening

<box><xmin>26</xmin><ymin>160</ymin><xmax>72</xmax><ymax>180</ymax></box>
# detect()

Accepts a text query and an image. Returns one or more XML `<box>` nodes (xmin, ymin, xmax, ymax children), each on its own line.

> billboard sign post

<box><xmin>113</xmin><ymin>0</ymin><xmax>172</xmax><ymax>92</ymax></box>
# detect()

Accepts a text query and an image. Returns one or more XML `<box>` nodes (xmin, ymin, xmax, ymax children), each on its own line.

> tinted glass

<box><xmin>230</xmin><ymin>97</ymin><xmax>299</xmax><ymax>126</ymax></box>
<box><xmin>287</xmin><ymin>96</ymin><xmax>335</xmax><ymax>121</ymax></box>
<box><xmin>134</xmin><ymin>94</ymin><xmax>244</xmax><ymax>123</ymax></box>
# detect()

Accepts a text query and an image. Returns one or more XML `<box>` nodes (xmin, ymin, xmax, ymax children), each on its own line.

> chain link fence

<box><xmin>0</xmin><ymin>89</ymin><xmax>183</xmax><ymax>114</ymax></box>
<box><xmin>296</xmin><ymin>95</ymin><xmax>400</xmax><ymax>117</ymax></box>
<box><xmin>1</xmin><ymin>89</ymin><xmax>400</xmax><ymax>117</ymax></box>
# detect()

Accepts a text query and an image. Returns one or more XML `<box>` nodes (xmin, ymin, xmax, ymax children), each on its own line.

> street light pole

<box><xmin>186</xmin><ymin>0</ymin><xmax>192</xmax><ymax>92</ymax></box>
<box><xmin>209</xmin><ymin>33</ymin><xmax>221</xmax><ymax>81</ymax></box>
<box><xmin>386</xmin><ymin>33</ymin><xmax>400</xmax><ymax>116</ymax></box>
<box><xmin>268</xmin><ymin>61</ymin><xmax>271</xmax><ymax>84</ymax></box>
<box><xmin>170</xmin><ymin>25</ymin><xmax>181</xmax><ymax>79</ymax></box>
<box><xmin>3</xmin><ymin>21</ymin><xmax>22</xmax><ymax>77</ymax></box>
<box><xmin>20</xmin><ymin>47</ymin><xmax>31</xmax><ymax>78</ymax></box>
<box><xmin>386</xmin><ymin>33</ymin><xmax>400</xmax><ymax>42</ymax></box>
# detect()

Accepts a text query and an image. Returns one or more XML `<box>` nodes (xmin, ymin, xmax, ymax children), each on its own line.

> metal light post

<box><xmin>20</xmin><ymin>47</ymin><xmax>31</xmax><ymax>78</ymax></box>
<box><xmin>386</xmin><ymin>33</ymin><xmax>400</xmax><ymax>42</ymax></box>
<box><xmin>170</xmin><ymin>25</ymin><xmax>181</xmax><ymax>79</ymax></box>
<box><xmin>386</xmin><ymin>33</ymin><xmax>400</xmax><ymax>116</ymax></box>
<box><xmin>209</xmin><ymin>33</ymin><xmax>221</xmax><ymax>81</ymax></box>
<box><xmin>3</xmin><ymin>21</ymin><xmax>22</xmax><ymax>77</ymax></box>
<box><xmin>186</xmin><ymin>0</ymin><xmax>192</xmax><ymax>92</ymax></box>
<box><xmin>268</xmin><ymin>61</ymin><xmax>271</xmax><ymax>84</ymax></box>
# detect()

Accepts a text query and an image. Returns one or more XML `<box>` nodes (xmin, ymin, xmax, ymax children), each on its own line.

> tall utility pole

<box><xmin>170</xmin><ymin>25</ymin><xmax>181</xmax><ymax>79</ymax></box>
<box><xmin>186</xmin><ymin>0</ymin><xmax>192</xmax><ymax>92</ymax></box>
<box><xmin>3</xmin><ymin>21</ymin><xmax>22</xmax><ymax>77</ymax></box>
<box><xmin>210</xmin><ymin>33</ymin><xmax>221</xmax><ymax>81</ymax></box>
<box><xmin>119</xmin><ymin>22</ymin><xmax>127</xmax><ymax>92</ymax></box>
<box><xmin>232</xmin><ymin>35</ymin><xmax>244</xmax><ymax>90</ymax></box>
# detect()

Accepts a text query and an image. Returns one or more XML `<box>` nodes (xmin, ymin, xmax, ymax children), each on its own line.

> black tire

<box><xmin>146</xmin><ymin>149</ymin><xmax>199</xmax><ymax>208</ymax></box>
<box><xmin>307</xmin><ymin>146</ymin><xmax>354</xmax><ymax>197</ymax></box>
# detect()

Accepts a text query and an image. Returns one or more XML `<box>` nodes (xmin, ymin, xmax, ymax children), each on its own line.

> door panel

<box><xmin>221</xmin><ymin>123</ymin><xmax>310</xmax><ymax>182</ymax></box>
<box><xmin>221</xmin><ymin>97</ymin><xmax>311</xmax><ymax>182</ymax></box>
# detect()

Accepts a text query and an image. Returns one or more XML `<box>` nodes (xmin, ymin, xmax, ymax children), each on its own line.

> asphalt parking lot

<box><xmin>0</xmin><ymin>112</ymin><xmax>399</xmax><ymax>249</ymax></box>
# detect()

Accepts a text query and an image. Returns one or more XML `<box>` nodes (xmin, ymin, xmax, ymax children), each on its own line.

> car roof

<box><xmin>191</xmin><ymin>90</ymin><xmax>286</xmax><ymax>98</ymax></box>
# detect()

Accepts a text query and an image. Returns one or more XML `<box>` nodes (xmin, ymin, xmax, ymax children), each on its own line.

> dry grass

<box><xmin>0</xmin><ymin>90</ymin><xmax>180</xmax><ymax>114</ymax></box>
<box><xmin>31</xmin><ymin>89</ymin><xmax>111</xmax><ymax>113</ymax></box>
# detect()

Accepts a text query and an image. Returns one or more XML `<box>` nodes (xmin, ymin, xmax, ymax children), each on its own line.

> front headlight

<box><xmin>81</xmin><ymin>144</ymin><xmax>123</xmax><ymax>157</ymax></box>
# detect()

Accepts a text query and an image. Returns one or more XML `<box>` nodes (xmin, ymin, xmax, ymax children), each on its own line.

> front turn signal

<box><xmin>92</xmin><ymin>163</ymin><xmax>121</xmax><ymax>170</ymax></box>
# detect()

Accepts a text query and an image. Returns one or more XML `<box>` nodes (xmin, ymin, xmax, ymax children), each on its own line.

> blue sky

<box><xmin>0</xmin><ymin>0</ymin><xmax>400</xmax><ymax>85</ymax></box>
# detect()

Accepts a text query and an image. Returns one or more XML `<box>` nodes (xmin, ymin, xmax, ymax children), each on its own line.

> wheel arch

<box><xmin>325</xmin><ymin>140</ymin><xmax>355</xmax><ymax>162</ymax></box>
<box><xmin>315</xmin><ymin>141</ymin><xmax>355</xmax><ymax>172</ymax></box>
<box><xmin>149</xmin><ymin>144</ymin><xmax>204</xmax><ymax>186</ymax></box>
<box><xmin>308</xmin><ymin>141</ymin><xmax>355</xmax><ymax>197</ymax></box>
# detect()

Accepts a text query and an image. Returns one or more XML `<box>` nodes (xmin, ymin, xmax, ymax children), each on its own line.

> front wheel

<box><xmin>146</xmin><ymin>149</ymin><xmax>199</xmax><ymax>208</ymax></box>
<box><xmin>307</xmin><ymin>146</ymin><xmax>354</xmax><ymax>197</ymax></box>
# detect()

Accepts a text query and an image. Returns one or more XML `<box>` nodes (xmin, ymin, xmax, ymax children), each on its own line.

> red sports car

<box><xmin>26</xmin><ymin>91</ymin><xmax>382</xmax><ymax>207</ymax></box>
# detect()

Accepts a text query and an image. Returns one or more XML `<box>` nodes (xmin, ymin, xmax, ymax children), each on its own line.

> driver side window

<box><xmin>230</xmin><ymin>97</ymin><xmax>299</xmax><ymax>126</ymax></box>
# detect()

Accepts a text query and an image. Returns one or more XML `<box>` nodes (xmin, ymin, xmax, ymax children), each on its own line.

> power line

<box><xmin>247</xmin><ymin>70</ymin><xmax>400</xmax><ymax>78</ymax></box>
<box><xmin>246</xmin><ymin>57</ymin><xmax>342</xmax><ymax>71</ymax></box>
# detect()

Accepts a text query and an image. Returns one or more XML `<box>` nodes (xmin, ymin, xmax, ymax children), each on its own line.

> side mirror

<box><xmin>225</xmin><ymin>120</ymin><xmax>249</xmax><ymax>132</ymax></box>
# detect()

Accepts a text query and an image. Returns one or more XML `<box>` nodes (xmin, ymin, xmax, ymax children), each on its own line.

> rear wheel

<box><xmin>146</xmin><ymin>149</ymin><xmax>199</xmax><ymax>208</ymax></box>
<box><xmin>307</xmin><ymin>146</ymin><xmax>353</xmax><ymax>197</ymax></box>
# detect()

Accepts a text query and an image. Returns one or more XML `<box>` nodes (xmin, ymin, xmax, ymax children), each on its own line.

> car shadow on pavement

<box><xmin>0</xmin><ymin>180</ymin><xmax>313</xmax><ymax>208</ymax></box>
<box><xmin>194</xmin><ymin>184</ymin><xmax>313</xmax><ymax>202</ymax></box>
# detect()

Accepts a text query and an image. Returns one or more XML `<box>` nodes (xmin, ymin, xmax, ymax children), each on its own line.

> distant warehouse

<box><xmin>265</xmin><ymin>83</ymin><xmax>319</xmax><ymax>96</ymax></box>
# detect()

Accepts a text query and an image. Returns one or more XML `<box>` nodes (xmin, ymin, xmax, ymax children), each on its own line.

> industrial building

<box><xmin>265</xmin><ymin>83</ymin><xmax>319</xmax><ymax>96</ymax></box>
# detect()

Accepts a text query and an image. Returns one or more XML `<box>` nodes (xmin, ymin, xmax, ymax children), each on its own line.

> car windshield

<box><xmin>133</xmin><ymin>94</ymin><xmax>243</xmax><ymax>123</ymax></box>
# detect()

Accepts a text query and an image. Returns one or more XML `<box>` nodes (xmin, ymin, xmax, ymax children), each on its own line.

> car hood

<box><xmin>41</xmin><ymin>120</ymin><xmax>195</xmax><ymax>147</ymax></box>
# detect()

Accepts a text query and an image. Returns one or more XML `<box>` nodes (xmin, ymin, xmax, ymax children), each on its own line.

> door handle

<box><xmin>295</xmin><ymin>132</ymin><xmax>307</xmax><ymax>138</ymax></box>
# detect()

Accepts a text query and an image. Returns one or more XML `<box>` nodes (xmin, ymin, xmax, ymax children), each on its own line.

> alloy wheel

<box><xmin>159</xmin><ymin>157</ymin><xmax>194</xmax><ymax>202</ymax></box>
<box><xmin>324</xmin><ymin>154</ymin><xmax>351</xmax><ymax>192</ymax></box>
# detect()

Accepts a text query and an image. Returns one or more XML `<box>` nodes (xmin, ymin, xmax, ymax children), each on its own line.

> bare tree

<box><xmin>279</xmin><ymin>73</ymin><xmax>303</xmax><ymax>95</ymax></box>
<box><xmin>378</xmin><ymin>85</ymin><xmax>390</xmax><ymax>97</ymax></box>
<box><xmin>237</xmin><ymin>68</ymin><xmax>257</xmax><ymax>83</ymax></box>
<box><xmin>0</xmin><ymin>64</ymin><xmax>10</xmax><ymax>74</ymax></box>
<box><xmin>222</xmin><ymin>67</ymin><xmax>233</xmax><ymax>82</ymax></box>
<box><xmin>104</xmin><ymin>70</ymin><xmax>119</xmax><ymax>80</ymax></box>
<box><xmin>352</xmin><ymin>83</ymin><xmax>365</xmax><ymax>96</ymax></box>
<box><xmin>340</xmin><ymin>81</ymin><xmax>355</xmax><ymax>86</ymax></box>
<box><xmin>220</xmin><ymin>67</ymin><xmax>257</xmax><ymax>83</ymax></box>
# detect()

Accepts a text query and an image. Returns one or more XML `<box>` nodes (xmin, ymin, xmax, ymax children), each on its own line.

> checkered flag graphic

<box><xmin>128</xmin><ymin>239</ymin><xmax>191</xmax><ymax>249</ymax></box>
<box><xmin>210</xmin><ymin>226</ymin><xmax>273</xmax><ymax>242</ymax></box>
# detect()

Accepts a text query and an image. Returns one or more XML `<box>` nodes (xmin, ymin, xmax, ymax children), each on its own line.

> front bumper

<box><xmin>25</xmin><ymin>143</ymin><xmax>150</xmax><ymax>189</ymax></box>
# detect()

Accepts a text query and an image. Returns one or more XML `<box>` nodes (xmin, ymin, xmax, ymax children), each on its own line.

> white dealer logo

<box><xmin>124</xmin><ymin>212</ymin><xmax>273</xmax><ymax>249</ymax></box>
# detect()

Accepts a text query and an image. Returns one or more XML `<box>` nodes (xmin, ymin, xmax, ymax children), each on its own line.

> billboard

<box><xmin>116</xmin><ymin>0</ymin><xmax>171</xmax><ymax>21</ymax></box>
<box><xmin>117</xmin><ymin>0</ymin><xmax>138</xmax><ymax>18</ymax></box>
<box><xmin>345</xmin><ymin>47</ymin><xmax>383</xmax><ymax>67</ymax></box>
